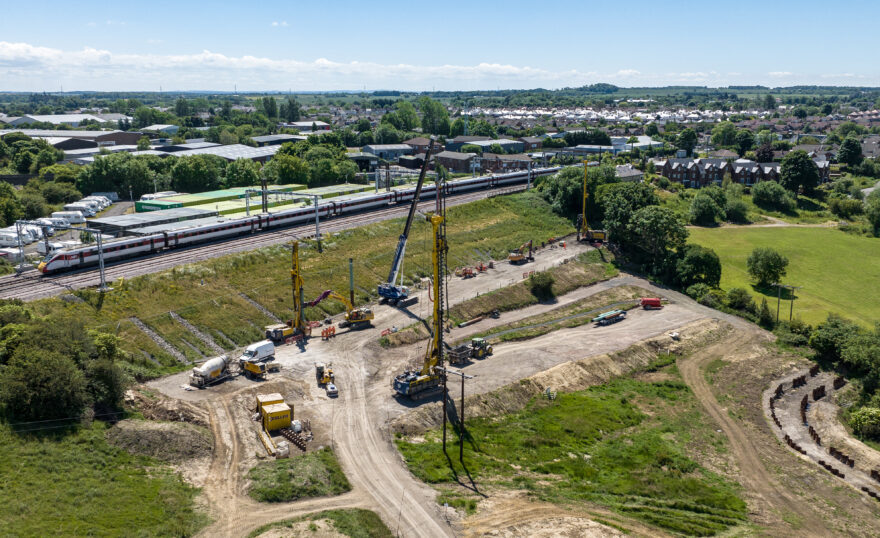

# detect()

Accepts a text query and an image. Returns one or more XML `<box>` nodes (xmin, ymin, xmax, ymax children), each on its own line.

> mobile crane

<box><xmin>393</xmin><ymin>211</ymin><xmax>446</xmax><ymax>399</ymax></box>
<box><xmin>307</xmin><ymin>290</ymin><xmax>374</xmax><ymax>329</ymax></box>
<box><xmin>378</xmin><ymin>137</ymin><xmax>436</xmax><ymax>304</ymax></box>
<box><xmin>577</xmin><ymin>160</ymin><xmax>607</xmax><ymax>243</ymax></box>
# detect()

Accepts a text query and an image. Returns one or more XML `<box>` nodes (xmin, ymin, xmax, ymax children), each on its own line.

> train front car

<box><xmin>38</xmin><ymin>252</ymin><xmax>63</xmax><ymax>273</ymax></box>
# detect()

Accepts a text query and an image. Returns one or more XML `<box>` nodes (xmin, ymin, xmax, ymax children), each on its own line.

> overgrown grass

<box><xmin>658</xmin><ymin>187</ymin><xmax>834</xmax><ymax>225</ymax></box>
<box><xmin>688</xmin><ymin>227</ymin><xmax>880</xmax><ymax>326</ymax></box>
<box><xmin>0</xmin><ymin>421</ymin><xmax>208</xmax><ymax>537</ymax></box>
<box><xmin>396</xmin><ymin>377</ymin><xmax>747</xmax><ymax>536</ymax></box>
<box><xmin>246</xmin><ymin>447</ymin><xmax>351</xmax><ymax>503</ymax></box>
<box><xmin>247</xmin><ymin>508</ymin><xmax>391</xmax><ymax>538</ymax></box>
<box><xmin>28</xmin><ymin>191</ymin><xmax>574</xmax><ymax>378</ymax></box>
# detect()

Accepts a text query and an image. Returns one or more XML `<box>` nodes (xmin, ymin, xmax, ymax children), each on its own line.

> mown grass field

<box><xmin>28</xmin><ymin>191</ymin><xmax>574</xmax><ymax>376</ymax></box>
<box><xmin>0</xmin><ymin>422</ymin><xmax>207</xmax><ymax>537</ymax></box>
<box><xmin>247</xmin><ymin>508</ymin><xmax>392</xmax><ymax>538</ymax></box>
<box><xmin>246</xmin><ymin>447</ymin><xmax>350</xmax><ymax>502</ymax></box>
<box><xmin>688</xmin><ymin>227</ymin><xmax>880</xmax><ymax>326</ymax></box>
<box><xmin>396</xmin><ymin>374</ymin><xmax>747</xmax><ymax>536</ymax></box>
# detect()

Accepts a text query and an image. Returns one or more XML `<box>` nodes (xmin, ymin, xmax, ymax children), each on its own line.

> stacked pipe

<box><xmin>808</xmin><ymin>425</ymin><xmax>822</xmax><ymax>445</ymax></box>
<box><xmin>769</xmin><ymin>397</ymin><xmax>782</xmax><ymax>428</ymax></box>
<box><xmin>829</xmin><ymin>446</ymin><xmax>855</xmax><ymax>468</ymax></box>
<box><xmin>793</xmin><ymin>375</ymin><xmax>807</xmax><ymax>388</ymax></box>
<box><xmin>833</xmin><ymin>376</ymin><xmax>847</xmax><ymax>390</ymax></box>
<box><xmin>860</xmin><ymin>487</ymin><xmax>880</xmax><ymax>501</ymax></box>
<box><xmin>775</xmin><ymin>383</ymin><xmax>785</xmax><ymax>399</ymax></box>
<box><xmin>812</xmin><ymin>385</ymin><xmax>826</xmax><ymax>401</ymax></box>
<box><xmin>783</xmin><ymin>434</ymin><xmax>807</xmax><ymax>455</ymax></box>
<box><xmin>870</xmin><ymin>469</ymin><xmax>880</xmax><ymax>483</ymax></box>
<box><xmin>817</xmin><ymin>459</ymin><xmax>846</xmax><ymax>478</ymax></box>
<box><xmin>809</xmin><ymin>364</ymin><xmax>820</xmax><ymax>377</ymax></box>
<box><xmin>800</xmin><ymin>394</ymin><xmax>809</xmax><ymax>424</ymax></box>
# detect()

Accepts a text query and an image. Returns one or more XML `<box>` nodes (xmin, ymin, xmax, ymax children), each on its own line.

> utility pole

<box><xmin>776</xmin><ymin>283</ymin><xmax>781</xmax><ymax>324</ymax></box>
<box><xmin>436</xmin><ymin>366</ymin><xmax>474</xmax><ymax>463</ymax></box>
<box><xmin>312</xmin><ymin>194</ymin><xmax>322</xmax><ymax>253</ymax></box>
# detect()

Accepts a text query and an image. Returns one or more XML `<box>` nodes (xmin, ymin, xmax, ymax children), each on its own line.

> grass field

<box><xmin>246</xmin><ymin>447</ymin><xmax>351</xmax><ymax>502</ymax></box>
<box><xmin>396</xmin><ymin>374</ymin><xmax>747</xmax><ymax>536</ymax></box>
<box><xmin>29</xmin><ymin>191</ymin><xmax>574</xmax><ymax>377</ymax></box>
<box><xmin>247</xmin><ymin>509</ymin><xmax>392</xmax><ymax>538</ymax></box>
<box><xmin>658</xmin><ymin>188</ymin><xmax>834</xmax><ymax>225</ymax></box>
<box><xmin>688</xmin><ymin>227</ymin><xmax>880</xmax><ymax>326</ymax></box>
<box><xmin>0</xmin><ymin>422</ymin><xmax>207</xmax><ymax>537</ymax></box>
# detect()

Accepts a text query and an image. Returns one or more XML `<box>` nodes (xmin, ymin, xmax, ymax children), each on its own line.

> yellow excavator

<box><xmin>508</xmin><ymin>239</ymin><xmax>534</xmax><ymax>264</ymax></box>
<box><xmin>307</xmin><ymin>290</ymin><xmax>374</xmax><ymax>329</ymax></box>
<box><xmin>393</xmin><ymin>212</ymin><xmax>445</xmax><ymax>399</ymax></box>
<box><xmin>577</xmin><ymin>160</ymin><xmax>607</xmax><ymax>243</ymax></box>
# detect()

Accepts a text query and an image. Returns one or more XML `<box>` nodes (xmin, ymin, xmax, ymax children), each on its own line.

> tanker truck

<box><xmin>189</xmin><ymin>355</ymin><xmax>231</xmax><ymax>388</ymax></box>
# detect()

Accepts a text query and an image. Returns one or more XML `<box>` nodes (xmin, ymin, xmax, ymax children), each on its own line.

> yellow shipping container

<box><xmin>255</xmin><ymin>393</ymin><xmax>284</xmax><ymax>411</ymax></box>
<box><xmin>261</xmin><ymin>402</ymin><xmax>292</xmax><ymax>431</ymax></box>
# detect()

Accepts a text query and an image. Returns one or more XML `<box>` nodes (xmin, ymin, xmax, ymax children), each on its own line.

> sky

<box><xmin>0</xmin><ymin>0</ymin><xmax>877</xmax><ymax>92</ymax></box>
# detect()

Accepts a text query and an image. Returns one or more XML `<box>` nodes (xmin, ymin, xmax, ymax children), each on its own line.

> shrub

<box><xmin>726</xmin><ymin>287</ymin><xmax>755</xmax><ymax>312</ymax></box>
<box><xmin>676</xmin><ymin>244</ymin><xmax>721</xmax><ymax>288</ymax></box>
<box><xmin>724</xmin><ymin>198</ymin><xmax>749</xmax><ymax>223</ymax></box>
<box><xmin>747</xmin><ymin>247</ymin><xmax>788</xmax><ymax>286</ymax></box>
<box><xmin>850</xmin><ymin>407</ymin><xmax>880</xmax><ymax>440</ymax></box>
<box><xmin>0</xmin><ymin>350</ymin><xmax>88</xmax><ymax>421</ymax></box>
<box><xmin>752</xmin><ymin>181</ymin><xmax>796</xmax><ymax>212</ymax></box>
<box><xmin>809</xmin><ymin>314</ymin><xmax>861</xmax><ymax>363</ymax></box>
<box><xmin>527</xmin><ymin>272</ymin><xmax>555</xmax><ymax>301</ymax></box>
<box><xmin>688</xmin><ymin>193</ymin><xmax>725</xmax><ymax>225</ymax></box>
<box><xmin>828</xmin><ymin>197</ymin><xmax>864</xmax><ymax>219</ymax></box>
<box><xmin>686</xmin><ymin>283</ymin><xmax>711</xmax><ymax>301</ymax></box>
<box><xmin>758</xmin><ymin>298</ymin><xmax>775</xmax><ymax>329</ymax></box>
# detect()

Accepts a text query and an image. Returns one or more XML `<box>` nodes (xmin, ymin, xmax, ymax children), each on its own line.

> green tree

<box><xmin>755</xmin><ymin>143</ymin><xmax>774</xmax><ymax>163</ymax></box>
<box><xmin>676</xmin><ymin>244</ymin><xmax>721</xmax><ymax>287</ymax></box>
<box><xmin>309</xmin><ymin>158</ymin><xmax>338</xmax><ymax>186</ymax></box>
<box><xmin>0</xmin><ymin>182</ymin><xmax>23</xmax><ymax>227</ymax></box>
<box><xmin>810</xmin><ymin>314</ymin><xmax>861</xmax><ymax>363</ymax></box>
<box><xmin>711</xmin><ymin>122</ymin><xmax>737</xmax><ymax>147</ymax></box>
<box><xmin>40</xmin><ymin>181</ymin><xmax>81</xmax><ymax>204</ymax></box>
<box><xmin>752</xmin><ymin>180</ymin><xmax>795</xmax><ymax>211</ymax></box>
<box><xmin>0</xmin><ymin>350</ymin><xmax>87</xmax><ymax>421</ymax></box>
<box><xmin>527</xmin><ymin>272</ymin><xmax>555</xmax><ymax>301</ymax></box>
<box><xmin>460</xmin><ymin>144</ymin><xmax>482</xmax><ymax>154</ymax></box>
<box><xmin>261</xmin><ymin>97</ymin><xmax>278</xmax><ymax>119</ymax></box>
<box><xmin>689</xmin><ymin>193</ymin><xmax>725</xmax><ymax>225</ymax></box>
<box><xmin>174</xmin><ymin>97</ymin><xmax>190</xmax><ymax>117</ymax></box>
<box><xmin>171</xmin><ymin>155</ymin><xmax>223</xmax><ymax>192</ymax></box>
<box><xmin>600</xmin><ymin>181</ymin><xmax>659</xmax><ymax>245</ymax></box>
<box><xmin>735</xmin><ymin>130</ymin><xmax>754</xmax><ymax>157</ymax></box>
<box><xmin>18</xmin><ymin>191</ymin><xmax>47</xmax><ymax>219</ymax></box>
<box><xmin>354</xmin><ymin>118</ymin><xmax>371</xmax><ymax>132</ymax></box>
<box><xmin>449</xmin><ymin>118</ymin><xmax>465</xmax><ymax>137</ymax></box>
<box><xmin>375</xmin><ymin>124</ymin><xmax>402</xmax><ymax>144</ymax></box>
<box><xmin>747</xmin><ymin>247</ymin><xmax>788</xmax><ymax>286</ymax></box>
<box><xmin>225</xmin><ymin>158</ymin><xmax>261</xmax><ymax>187</ymax></box>
<box><xmin>850</xmin><ymin>408</ymin><xmax>880</xmax><ymax>440</ymax></box>
<box><xmin>763</xmin><ymin>94</ymin><xmax>776</xmax><ymax>110</ymax></box>
<box><xmin>758</xmin><ymin>298</ymin><xmax>774</xmax><ymax>328</ymax></box>
<box><xmin>262</xmin><ymin>154</ymin><xmax>309</xmax><ymax>185</ymax></box>
<box><xmin>724</xmin><ymin>197</ymin><xmax>749</xmax><ymax>223</ymax></box>
<box><xmin>282</xmin><ymin>96</ymin><xmax>301</xmax><ymax>122</ymax></box>
<box><xmin>137</xmin><ymin>136</ymin><xmax>151</xmax><ymax>151</ymax></box>
<box><xmin>780</xmin><ymin>150</ymin><xmax>820</xmax><ymax>193</ymax></box>
<box><xmin>219</xmin><ymin>130</ymin><xmax>239</xmax><ymax>145</ymax></box>
<box><xmin>866</xmin><ymin>191</ymin><xmax>880</xmax><ymax>236</ymax></box>
<box><xmin>838</xmin><ymin>136</ymin><xmax>863</xmax><ymax>167</ymax></box>
<box><xmin>393</xmin><ymin>101</ymin><xmax>419</xmax><ymax>131</ymax></box>
<box><xmin>418</xmin><ymin>97</ymin><xmax>450</xmax><ymax>135</ymax></box>
<box><xmin>629</xmin><ymin>206</ymin><xmax>688</xmax><ymax>273</ymax></box>
<box><xmin>488</xmin><ymin>143</ymin><xmax>505</xmax><ymax>154</ymax></box>
<box><xmin>676</xmin><ymin>128</ymin><xmax>698</xmax><ymax>156</ymax></box>
<box><xmin>645</xmin><ymin>123</ymin><xmax>659</xmax><ymax>137</ymax></box>
<box><xmin>793</xmin><ymin>107</ymin><xmax>808</xmax><ymax>120</ymax></box>
<box><xmin>726</xmin><ymin>288</ymin><xmax>755</xmax><ymax>312</ymax></box>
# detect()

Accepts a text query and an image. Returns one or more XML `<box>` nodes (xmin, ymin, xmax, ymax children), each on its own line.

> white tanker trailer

<box><xmin>189</xmin><ymin>355</ymin><xmax>231</xmax><ymax>388</ymax></box>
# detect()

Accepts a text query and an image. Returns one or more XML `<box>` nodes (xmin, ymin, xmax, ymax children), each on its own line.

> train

<box><xmin>37</xmin><ymin>166</ymin><xmax>561</xmax><ymax>274</ymax></box>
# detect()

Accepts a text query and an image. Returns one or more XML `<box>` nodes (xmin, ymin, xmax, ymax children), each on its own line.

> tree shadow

<box><xmin>751</xmin><ymin>283</ymin><xmax>796</xmax><ymax>301</ymax></box>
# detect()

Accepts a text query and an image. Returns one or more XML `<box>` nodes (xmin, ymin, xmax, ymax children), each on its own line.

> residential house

<box><xmin>615</xmin><ymin>164</ymin><xmax>644</xmax><ymax>183</ymax></box>
<box><xmin>402</xmin><ymin>137</ymin><xmax>440</xmax><ymax>154</ymax></box>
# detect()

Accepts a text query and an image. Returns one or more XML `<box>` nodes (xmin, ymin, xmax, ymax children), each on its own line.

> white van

<box><xmin>43</xmin><ymin>217</ymin><xmax>70</xmax><ymax>228</ymax></box>
<box><xmin>52</xmin><ymin>211</ymin><xmax>86</xmax><ymax>224</ymax></box>
<box><xmin>37</xmin><ymin>241</ymin><xmax>64</xmax><ymax>256</ymax></box>
<box><xmin>35</xmin><ymin>218</ymin><xmax>57</xmax><ymax>235</ymax></box>
<box><xmin>238</xmin><ymin>340</ymin><xmax>275</xmax><ymax>363</ymax></box>
<box><xmin>63</xmin><ymin>204</ymin><xmax>95</xmax><ymax>217</ymax></box>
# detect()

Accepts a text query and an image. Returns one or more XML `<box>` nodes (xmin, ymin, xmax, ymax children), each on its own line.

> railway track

<box><xmin>0</xmin><ymin>185</ymin><xmax>526</xmax><ymax>301</ymax></box>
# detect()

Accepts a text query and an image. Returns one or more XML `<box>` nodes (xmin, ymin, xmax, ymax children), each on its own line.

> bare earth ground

<box><xmin>142</xmin><ymin>236</ymin><xmax>880</xmax><ymax>537</ymax></box>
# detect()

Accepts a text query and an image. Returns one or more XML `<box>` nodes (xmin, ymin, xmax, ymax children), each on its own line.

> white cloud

<box><xmin>271</xmin><ymin>21</ymin><xmax>288</xmax><ymax>27</ymax></box>
<box><xmin>768</xmin><ymin>71</ymin><xmax>794</xmax><ymax>77</ymax></box>
<box><xmin>0</xmin><ymin>41</ymin><xmax>874</xmax><ymax>91</ymax></box>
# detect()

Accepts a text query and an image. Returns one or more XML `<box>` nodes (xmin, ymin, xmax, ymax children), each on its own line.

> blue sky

<box><xmin>0</xmin><ymin>0</ymin><xmax>877</xmax><ymax>91</ymax></box>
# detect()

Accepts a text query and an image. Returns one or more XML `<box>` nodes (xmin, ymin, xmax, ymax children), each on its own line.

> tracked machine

<box><xmin>577</xmin><ymin>160</ymin><xmax>607</xmax><ymax>243</ymax></box>
<box><xmin>264</xmin><ymin>241</ymin><xmax>312</xmax><ymax>342</ymax></box>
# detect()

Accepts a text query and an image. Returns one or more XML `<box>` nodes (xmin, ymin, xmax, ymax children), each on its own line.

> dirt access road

<box><xmin>679</xmin><ymin>329</ymin><xmax>834</xmax><ymax>535</ymax></box>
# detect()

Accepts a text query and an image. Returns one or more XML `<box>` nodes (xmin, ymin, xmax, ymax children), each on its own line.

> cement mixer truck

<box><xmin>189</xmin><ymin>355</ymin><xmax>231</xmax><ymax>388</ymax></box>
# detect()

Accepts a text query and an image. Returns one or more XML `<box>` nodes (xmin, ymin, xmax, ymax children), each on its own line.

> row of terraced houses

<box><xmin>655</xmin><ymin>157</ymin><xmax>830</xmax><ymax>188</ymax></box>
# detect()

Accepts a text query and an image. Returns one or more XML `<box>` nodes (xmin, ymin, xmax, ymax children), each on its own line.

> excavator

<box><xmin>577</xmin><ymin>160</ymin><xmax>607</xmax><ymax>243</ymax></box>
<box><xmin>306</xmin><ymin>290</ymin><xmax>374</xmax><ymax>329</ymax></box>
<box><xmin>393</xmin><ymin>211</ymin><xmax>446</xmax><ymax>399</ymax></box>
<box><xmin>378</xmin><ymin>137</ymin><xmax>436</xmax><ymax>305</ymax></box>
<box><xmin>507</xmin><ymin>240</ymin><xmax>534</xmax><ymax>264</ymax></box>
<box><xmin>264</xmin><ymin>241</ymin><xmax>312</xmax><ymax>341</ymax></box>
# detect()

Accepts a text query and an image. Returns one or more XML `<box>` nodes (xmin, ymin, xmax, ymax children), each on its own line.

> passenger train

<box><xmin>38</xmin><ymin>167</ymin><xmax>561</xmax><ymax>274</ymax></box>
